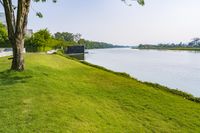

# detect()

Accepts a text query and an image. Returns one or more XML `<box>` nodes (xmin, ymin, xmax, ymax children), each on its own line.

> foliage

<box><xmin>25</xmin><ymin>29</ymin><xmax>80</xmax><ymax>52</ymax></box>
<box><xmin>0</xmin><ymin>54</ymin><xmax>200</xmax><ymax>132</ymax></box>
<box><xmin>25</xmin><ymin>29</ymin><xmax>125</xmax><ymax>52</ymax></box>
<box><xmin>25</xmin><ymin>29</ymin><xmax>68</xmax><ymax>52</ymax></box>
<box><xmin>54</xmin><ymin>32</ymin><xmax>82</xmax><ymax>43</ymax></box>
<box><xmin>122</xmin><ymin>0</ymin><xmax>145</xmax><ymax>6</ymax></box>
<box><xmin>0</xmin><ymin>22</ymin><xmax>9</xmax><ymax>47</ymax></box>
<box><xmin>73</xmin><ymin>33</ymin><xmax>81</xmax><ymax>42</ymax></box>
<box><xmin>25</xmin><ymin>29</ymin><xmax>52</xmax><ymax>52</ymax></box>
<box><xmin>54</xmin><ymin>32</ymin><xmax>75</xmax><ymax>42</ymax></box>
<box><xmin>189</xmin><ymin>38</ymin><xmax>200</xmax><ymax>47</ymax></box>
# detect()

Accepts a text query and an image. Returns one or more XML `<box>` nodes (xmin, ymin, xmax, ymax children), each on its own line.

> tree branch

<box><xmin>8</xmin><ymin>0</ymin><xmax>16</xmax><ymax>30</ymax></box>
<box><xmin>2</xmin><ymin>0</ymin><xmax>15</xmax><ymax>41</ymax></box>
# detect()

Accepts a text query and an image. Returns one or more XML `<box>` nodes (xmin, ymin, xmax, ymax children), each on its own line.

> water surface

<box><xmin>85</xmin><ymin>48</ymin><xmax>200</xmax><ymax>97</ymax></box>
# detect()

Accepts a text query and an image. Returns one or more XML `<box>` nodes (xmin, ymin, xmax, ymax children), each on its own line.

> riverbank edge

<box><xmin>56</xmin><ymin>52</ymin><xmax>200</xmax><ymax>103</ymax></box>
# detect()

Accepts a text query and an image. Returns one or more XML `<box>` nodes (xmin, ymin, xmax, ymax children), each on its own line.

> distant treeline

<box><xmin>137</xmin><ymin>38</ymin><xmax>200</xmax><ymax>50</ymax></box>
<box><xmin>81</xmin><ymin>40</ymin><xmax>126</xmax><ymax>49</ymax></box>
<box><xmin>137</xmin><ymin>44</ymin><xmax>186</xmax><ymax>49</ymax></box>
<box><xmin>0</xmin><ymin>23</ymin><xmax>124</xmax><ymax>52</ymax></box>
<box><xmin>25</xmin><ymin>30</ymin><xmax>123</xmax><ymax>52</ymax></box>
<box><xmin>25</xmin><ymin>30</ymin><xmax>125</xmax><ymax>52</ymax></box>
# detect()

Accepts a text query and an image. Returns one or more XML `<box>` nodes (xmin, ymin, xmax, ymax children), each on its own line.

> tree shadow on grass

<box><xmin>0</xmin><ymin>70</ymin><xmax>32</xmax><ymax>87</ymax></box>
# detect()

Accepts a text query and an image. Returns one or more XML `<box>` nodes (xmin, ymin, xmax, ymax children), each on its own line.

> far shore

<box><xmin>133</xmin><ymin>47</ymin><xmax>200</xmax><ymax>51</ymax></box>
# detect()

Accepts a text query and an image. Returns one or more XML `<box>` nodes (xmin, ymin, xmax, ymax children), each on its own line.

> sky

<box><xmin>1</xmin><ymin>0</ymin><xmax>200</xmax><ymax>45</ymax></box>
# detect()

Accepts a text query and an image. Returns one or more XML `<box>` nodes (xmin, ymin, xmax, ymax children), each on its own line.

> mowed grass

<box><xmin>0</xmin><ymin>54</ymin><xmax>200</xmax><ymax>132</ymax></box>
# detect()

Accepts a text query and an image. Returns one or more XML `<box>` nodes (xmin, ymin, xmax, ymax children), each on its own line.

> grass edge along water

<box><xmin>56</xmin><ymin>51</ymin><xmax>200</xmax><ymax>103</ymax></box>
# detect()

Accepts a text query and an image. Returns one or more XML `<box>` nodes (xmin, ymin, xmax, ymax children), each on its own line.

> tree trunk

<box><xmin>11</xmin><ymin>37</ymin><xmax>24</xmax><ymax>71</ymax></box>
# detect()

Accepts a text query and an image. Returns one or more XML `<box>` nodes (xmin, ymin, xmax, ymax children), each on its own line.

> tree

<box><xmin>78</xmin><ymin>39</ymin><xmax>85</xmax><ymax>45</ymax></box>
<box><xmin>0</xmin><ymin>0</ymin><xmax>56</xmax><ymax>71</ymax></box>
<box><xmin>192</xmin><ymin>38</ymin><xmax>200</xmax><ymax>46</ymax></box>
<box><xmin>0</xmin><ymin>0</ymin><xmax>144</xmax><ymax>71</ymax></box>
<box><xmin>25</xmin><ymin>29</ymin><xmax>52</xmax><ymax>52</ymax></box>
<box><xmin>74</xmin><ymin>33</ymin><xmax>82</xmax><ymax>43</ymax></box>
<box><xmin>54</xmin><ymin>32</ymin><xmax>74</xmax><ymax>42</ymax></box>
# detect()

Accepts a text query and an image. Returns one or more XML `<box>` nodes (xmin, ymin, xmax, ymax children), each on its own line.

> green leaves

<box><xmin>137</xmin><ymin>0</ymin><xmax>145</xmax><ymax>6</ymax></box>
<box><xmin>33</xmin><ymin>0</ymin><xmax>57</xmax><ymax>18</ymax></box>
<box><xmin>121</xmin><ymin>0</ymin><xmax>145</xmax><ymax>6</ymax></box>
<box><xmin>36</xmin><ymin>12</ymin><xmax>43</xmax><ymax>18</ymax></box>
<box><xmin>0</xmin><ymin>22</ymin><xmax>8</xmax><ymax>46</ymax></box>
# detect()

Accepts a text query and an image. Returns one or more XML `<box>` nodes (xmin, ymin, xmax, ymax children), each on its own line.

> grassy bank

<box><xmin>0</xmin><ymin>54</ymin><xmax>200</xmax><ymax>132</ymax></box>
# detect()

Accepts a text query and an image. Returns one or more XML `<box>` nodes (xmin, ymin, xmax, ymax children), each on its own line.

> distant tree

<box><xmin>78</xmin><ymin>39</ymin><xmax>85</xmax><ymax>45</ymax></box>
<box><xmin>192</xmin><ymin>38</ymin><xmax>200</xmax><ymax>42</ymax></box>
<box><xmin>54</xmin><ymin>32</ymin><xmax>74</xmax><ymax>42</ymax></box>
<box><xmin>74</xmin><ymin>33</ymin><xmax>81</xmax><ymax>43</ymax></box>
<box><xmin>192</xmin><ymin>38</ymin><xmax>200</xmax><ymax>46</ymax></box>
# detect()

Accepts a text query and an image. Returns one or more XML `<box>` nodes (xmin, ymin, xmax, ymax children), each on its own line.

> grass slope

<box><xmin>0</xmin><ymin>54</ymin><xmax>200</xmax><ymax>132</ymax></box>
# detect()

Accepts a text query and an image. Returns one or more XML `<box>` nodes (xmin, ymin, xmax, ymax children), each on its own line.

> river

<box><xmin>85</xmin><ymin>48</ymin><xmax>200</xmax><ymax>97</ymax></box>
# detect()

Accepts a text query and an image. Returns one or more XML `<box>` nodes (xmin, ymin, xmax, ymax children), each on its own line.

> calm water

<box><xmin>85</xmin><ymin>48</ymin><xmax>200</xmax><ymax>97</ymax></box>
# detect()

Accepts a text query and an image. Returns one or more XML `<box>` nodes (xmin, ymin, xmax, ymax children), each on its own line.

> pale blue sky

<box><xmin>1</xmin><ymin>0</ymin><xmax>200</xmax><ymax>45</ymax></box>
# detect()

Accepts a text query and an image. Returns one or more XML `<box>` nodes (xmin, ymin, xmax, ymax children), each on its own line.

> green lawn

<box><xmin>0</xmin><ymin>54</ymin><xmax>200</xmax><ymax>132</ymax></box>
